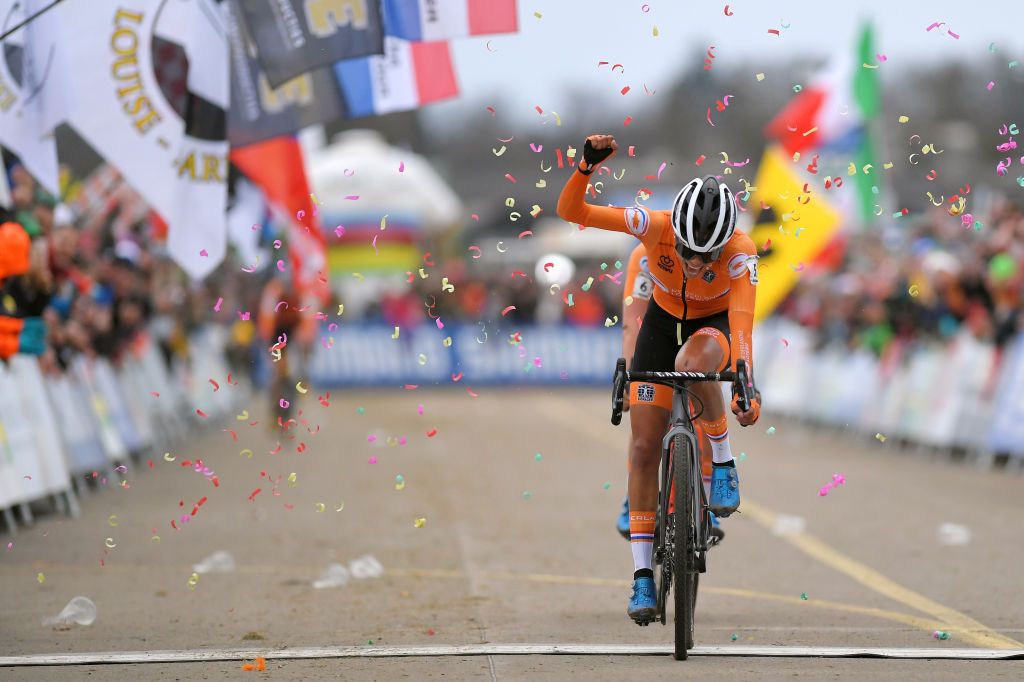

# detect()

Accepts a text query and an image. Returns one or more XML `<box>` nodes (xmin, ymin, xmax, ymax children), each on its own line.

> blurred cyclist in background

<box><xmin>257</xmin><ymin>270</ymin><xmax>316</xmax><ymax>429</ymax></box>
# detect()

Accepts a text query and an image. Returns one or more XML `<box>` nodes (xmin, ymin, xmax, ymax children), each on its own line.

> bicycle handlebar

<box><xmin>610</xmin><ymin>358</ymin><xmax>753</xmax><ymax>425</ymax></box>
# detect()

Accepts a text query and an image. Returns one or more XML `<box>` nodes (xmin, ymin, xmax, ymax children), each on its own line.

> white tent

<box><xmin>307</xmin><ymin>130</ymin><xmax>462</xmax><ymax>233</ymax></box>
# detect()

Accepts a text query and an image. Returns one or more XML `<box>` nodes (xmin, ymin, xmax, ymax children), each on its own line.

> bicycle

<box><xmin>611</xmin><ymin>358</ymin><xmax>753</xmax><ymax>660</ymax></box>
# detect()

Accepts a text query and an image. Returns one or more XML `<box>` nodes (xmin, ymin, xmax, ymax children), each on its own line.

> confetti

<box><xmin>875</xmin><ymin>433</ymin><xmax>887</xmax><ymax>443</ymax></box>
<box><xmin>413</xmin><ymin>517</ymin><xmax>426</xmax><ymax>528</ymax></box>
<box><xmin>933</xmin><ymin>630</ymin><xmax>951</xmax><ymax>641</ymax></box>
<box><xmin>730</xmin><ymin>633</ymin><xmax>739</xmax><ymax>641</ymax></box>
<box><xmin>522</xmin><ymin>491</ymin><xmax>533</xmax><ymax>500</ymax></box>
<box><xmin>766</xmin><ymin>426</ymin><xmax>776</xmax><ymax>435</ymax></box>
<box><xmin>800</xmin><ymin>592</ymin><xmax>809</xmax><ymax>600</ymax></box>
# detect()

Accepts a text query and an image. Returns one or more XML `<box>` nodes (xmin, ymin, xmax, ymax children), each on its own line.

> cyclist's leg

<box><xmin>675</xmin><ymin>320</ymin><xmax>740</xmax><ymax>515</ymax></box>
<box><xmin>626</xmin><ymin>300</ymin><xmax>679</xmax><ymax>622</ymax></box>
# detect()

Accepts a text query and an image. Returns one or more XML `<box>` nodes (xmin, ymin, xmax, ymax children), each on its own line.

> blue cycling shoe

<box><xmin>709</xmin><ymin>511</ymin><xmax>725</xmax><ymax>546</ymax></box>
<box><xmin>628</xmin><ymin>576</ymin><xmax>658</xmax><ymax>625</ymax></box>
<box><xmin>709</xmin><ymin>463</ymin><xmax>740</xmax><ymax>517</ymax></box>
<box><xmin>616</xmin><ymin>497</ymin><xmax>630</xmax><ymax>539</ymax></box>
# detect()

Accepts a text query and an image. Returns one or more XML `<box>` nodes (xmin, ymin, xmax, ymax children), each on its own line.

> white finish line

<box><xmin>2</xmin><ymin>644</ymin><xmax>1022</xmax><ymax>666</ymax></box>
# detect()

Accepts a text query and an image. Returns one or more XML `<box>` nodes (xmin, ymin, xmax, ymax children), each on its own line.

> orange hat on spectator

<box><xmin>0</xmin><ymin>221</ymin><xmax>31</xmax><ymax>278</ymax></box>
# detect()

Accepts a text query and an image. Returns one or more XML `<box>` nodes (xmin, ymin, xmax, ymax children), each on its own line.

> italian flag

<box><xmin>764</xmin><ymin>23</ymin><xmax>881</xmax><ymax>223</ymax></box>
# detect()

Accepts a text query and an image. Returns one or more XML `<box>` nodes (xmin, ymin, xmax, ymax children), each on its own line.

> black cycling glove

<box><xmin>579</xmin><ymin>139</ymin><xmax>614</xmax><ymax>175</ymax></box>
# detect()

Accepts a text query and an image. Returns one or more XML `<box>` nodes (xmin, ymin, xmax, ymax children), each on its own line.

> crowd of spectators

<box><xmin>0</xmin><ymin>161</ymin><xmax>253</xmax><ymax>376</ymax></box>
<box><xmin>777</xmin><ymin>198</ymin><xmax>1023</xmax><ymax>354</ymax></box>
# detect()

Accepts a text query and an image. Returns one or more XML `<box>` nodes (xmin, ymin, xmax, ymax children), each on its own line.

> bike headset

<box><xmin>670</xmin><ymin>176</ymin><xmax>738</xmax><ymax>264</ymax></box>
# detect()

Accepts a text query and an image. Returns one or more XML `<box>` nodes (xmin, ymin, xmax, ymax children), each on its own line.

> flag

<box><xmin>0</xmin><ymin>0</ymin><xmax>60</xmax><ymax>194</ymax></box>
<box><xmin>748</xmin><ymin>146</ymin><xmax>842</xmax><ymax>322</ymax></box>
<box><xmin>225</xmin><ymin>1</ymin><xmax>348</xmax><ymax>147</ymax></box>
<box><xmin>34</xmin><ymin>0</ymin><xmax>229</xmax><ymax>280</ymax></box>
<box><xmin>231</xmin><ymin>138</ymin><xmax>329</xmax><ymax>302</ymax></box>
<box><xmin>335</xmin><ymin>37</ymin><xmax>457</xmax><ymax>118</ymax></box>
<box><xmin>764</xmin><ymin>22</ymin><xmax>881</xmax><ymax>223</ymax></box>
<box><xmin>226</xmin><ymin>177</ymin><xmax>268</xmax><ymax>268</ymax></box>
<box><xmin>382</xmin><ymin>0</ymin><xmax>518</xmax><ymax>41</ymax></box>
<box><xmin>233</xmin><ymin>0</ymin><xmax>384</xmax><ymax>89</ymax></box>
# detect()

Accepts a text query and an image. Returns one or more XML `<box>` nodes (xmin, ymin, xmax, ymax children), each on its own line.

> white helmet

<box><xmin>670</xmin><ymin>175</ymin><xmax>737</xmax><ymax>261</ymax></box>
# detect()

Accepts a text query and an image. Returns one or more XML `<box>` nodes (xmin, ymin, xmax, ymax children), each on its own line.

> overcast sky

<box><xmin>423</xmin><ymin>0</ymin><xmax>1023</xmax><ymax>129</ymax></box>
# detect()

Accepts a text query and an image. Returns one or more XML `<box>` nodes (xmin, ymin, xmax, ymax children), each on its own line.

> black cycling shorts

<box><xmin>631</xmin><ymin>299</ymin><xmax>730</xmax><ymax>373</ymax></box>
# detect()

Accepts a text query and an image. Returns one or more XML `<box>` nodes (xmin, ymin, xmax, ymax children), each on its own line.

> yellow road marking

<box><xmin>739</xmin><ymin>501</ymin><xmax>1022</xmax><ymax>649</ymax></box>
<box><xmin>541</xmin><ymin>393</ymin><xmax>1023</xmax><ymax>649</ymax></box>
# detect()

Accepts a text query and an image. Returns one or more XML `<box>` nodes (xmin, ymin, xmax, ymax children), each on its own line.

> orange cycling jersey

<box><xmin>623</xmin><ymin>243</ymin><xmax>653</xmax><ymax>304</ymax></box>
<box><xmin>557</xmin><ymin>169</ymin><xmax>758</xmax><ymax>371</ymax></box>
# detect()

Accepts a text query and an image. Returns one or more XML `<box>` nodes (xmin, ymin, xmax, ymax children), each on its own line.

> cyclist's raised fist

<box><xmin>581</xmin><ymin>134</ymin><xmax>617</xmax><ymax>174</ymax></box>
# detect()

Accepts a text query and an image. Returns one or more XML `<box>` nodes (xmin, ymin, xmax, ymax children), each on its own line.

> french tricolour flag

<box><xmin>382</xmin><ymin>0</ymin><xmax>518</xmax><ymax>41</ymax></box>
<box><xmin>335</xmin><ymin>37</ymin><xmax>458</xmax><ymax>118</ymax></box>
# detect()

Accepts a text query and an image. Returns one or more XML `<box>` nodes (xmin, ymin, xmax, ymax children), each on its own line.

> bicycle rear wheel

<box><xmin>672</xmin><ymin>432</ymin><xmax>697</xmax><ymax>660</ymax></box>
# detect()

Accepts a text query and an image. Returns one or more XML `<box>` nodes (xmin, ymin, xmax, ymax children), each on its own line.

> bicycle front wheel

<box><xmin>672</xmin><ymin>432</ymin><xmax>697</xmax><ymax>660</ymax></box>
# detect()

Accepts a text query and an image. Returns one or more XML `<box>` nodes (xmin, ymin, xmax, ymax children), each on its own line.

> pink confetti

<box><xmin>214</xmin><ymin>297</ymin><xmax>223</xmax><ymax>312</ymax></box>
<box><xmin>623</xmin><ymin>116</ymin><xmax>633</xmax><ymax>126</ymax></box>
<box><xmin>620</xmin><ymin>86</ymin><xmax>631</xmax><ymax>95</ymax></box>
<box><xmin>199</xmin><ymin>249</ymin><xmax>208</xmax><ymax>257</ymax></box>
<box><xmin>435</xmin><ymin>317</ymin><xmax>445</xmax><ymax>329</ymax></box>
<box><xmin>501</xmin><ymin>305</ymin><xmax>516</xmax><ymax>316</ymax></box>
<box><xmin>768</xmin><ymin>28</ymin><xmax>781</xmax><ymax>36</ymax></box>
<box><xmin>209</xmin><ymin>379</ymin><xmax>220</xmax><ymax>392</ymax></box>
<box><xmin>417</xmin><ymin>404</ymin><xmax>424</xmax><ymax>415</ymax></box>
<box><xmin>781</xmin><ymin>338</ymin><xmax>789</xmax><ymax>347</ymax></box>
<box><xmin>404</xmin><ymin>384</ymin><xmax>418</xmax><ymax>390</ymax></box>
<box><xmin>486</xmin><ymin>105</ymin><xmax>496</xmax><ymax>116</ymax></box>
<box><xmin>276</xmin><ymin>260</ymin><xmax>286</xmax><ymax>272</ymax></box>
<box><xmin>504</xmin><ymin>173</ymin><xmax>517</xmax><ymax>183</ymax></box>
<box><xmin>987</xmin><ymin>81</ymin><xmax>995</xmax><ymax>91</ymax></box>
<box><xmin>368</xmin><ymin>456</ymin><xmax>377</xmax><ymax>464</ymax></box>
<box><xmin>367</xmin><ymin>435</ymin><xmax>377</xmax><ymax>443</ymax></box>
<box><xmin>426</xmin><ymin>429</ymin><xmax>438</xmax><ymax>438</ymax></box>
<box><xmin>451</xmin><ymin>372</ymin><xmax>463</xmax><ymax>382</ymax></box>
<box><xmin>696</xmin><ymin>154</ymin><xmax>706</xmax><ymax>165</ymax></box>
<box><xmin>196</xmin><ymin>409</ymin><xmax>209</xmax><ymax>418</ymax></box>
<box><xmin>344</xmin><ymin>195</ymin><xmax>359</xmax><ymax>200</ymax></box>
<box><xmin>530</xmin><ymin>143</ymin><xmax>543</xmax><ymax>153</ymax></box>
<box><xmin>398</xmin><ymin>161</ymin><xmax>405</xmax><ymax>172</ymax></box>
<box><xmin>466</xmin><ymin>387</ymin><xmax>479</xmax><ymax>398</ymax></box>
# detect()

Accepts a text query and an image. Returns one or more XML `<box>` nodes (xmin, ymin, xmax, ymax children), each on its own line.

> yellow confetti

<box><xmin>756</xmin><ymin>72</ymin><xmax>766</xmax><ymax>81</ymax></box>
<box><xmin>351</xmin><ymin>272</ymin><xmax>365</xmax><ymax>282</ymax></box>
<box><xmin>442</xmin><ymin>336</ymin><xmax>453</xmax><ymax>348</ymax></box>
<box><xmin>883</xmin><ymin>161</ymin><xmax>894</xmax><ymax>170</ymax></box>
<box><xmin>898</xmin><ymin>115</ymin><xmax>909</xmax><ymax>123</ymax></box>
<box><xmin>295</xmin><ymin>381</ymin><xmax>308</xmax><ymax>394</ymax></box>
<box><xmin>505</xmin><ymin>197</ymin><xmax>515</xmax><ymax>207</ymax></box>
<box><xmin>441</xmin><ymin>277</ymin><xmax>455</xmax><ymax>293</ymax></box>
<box><xmin>530</xmin><ymin>204</ymin><xmax>542</xmax><ymax>217</ymax></box>
<box><xmin>875</xmin><ymin>433</ymin><xmax>887</xmax><ymax>443</ymax></box>
<box><xmin>334</xmin><ymin>502</ymin><xmax>345</xmax><ymax>512</ymax></box>
<box><xmin>653</xmin><ymin>25</ymin><xmax>659</xmax><ymax>36</ymax></box>
<box><xmin>533</xmin><ymin>10</ymin><xmax>541</xmax><ymax>18</ymax></box>
<box><xmin>413</xmin><ymin>517</ymin><xmax>426</xmax><ymax>528</ymax></box>
<box><xmin>164</xmin><ymin>452</ymin><xmax>175</xmax><ymax>462</ymax></box>
<box><xmin>624</xmin><ymin>296</ymin><xmax>634</xmax><ymax>305</ymax></box>
<box><xmin>395</xmin><ymin>480</ymin><xmax>406</xmax><ymax>491</ymax></box>
<box><xmin>417</xmin><ymin>354</ymin><xmax>428</xmax><ymax>365</ymax></box>
<box><xmin>107</xmin><ymin>515</ymin><xmax>119</xmax><ymax>527</ymax></box>
<box><xmin>509</xmin><ymin>211</ymin><xmax>521</xmax><ymax>221</ymax></box>
<box><xmin>677</xmin><ymin>323</ymin><xmax>682</xmax><ymax>345</ymax></box>
<box><xmin>187</xmin><ymin>572</ymin><xmax>199</xmax><ymax>590</ymax></box>
<box><xmin>418</xmin><ymin>268</ymin><xmax>428</xmax><ymax>279</ymax></box>
<box><xmin>315</xmin><ymin>502</ymin><xmax>326</xmax><ymax>512</ymax></box>
<box><xmin>151</xmin><ymin>535</ymin><xmax>160</xmax><ymax>542</ymax></box>
<box><xmin>604</xmin><ymin>316</ymin><xmax>619</xmax><ymax>327</ymax></box>
<box><xmin>37</xmin><ymin>572</ymin><xmax>45</xmax><ymax>584</ymax></box>
<box><xmin>550</xmin><ymin>111</ymin><xmax>562</xmax><ymax>126</ymax></box>
<box><xmin>337</xmin><ymin>304</ymin><xmax>345</xmax><ymax>316</ymax></box>
<box><xmin>392</xmin><ymin>327</ymin><xmax>400</xmax><ymax>339</ymax></box>
<box><xmin>239</xmin><ymin>448</ymin><xmax>253</xmax><ymax>459</ymax></box>
<box><xmin>236</xmin><ymin>410</ymin><xmax>249</xmax><ymax>421</ymax></box>
<box><xmin>379</xmin><ymin>214</ymin><xmax>388</xmax><ymax>230</ymax></box>
<box><xmin>287</xmin><ymin>472</ymin><xmax>298</xmax><ymax>485</ymax></box>
<box><xmin>105</xmin><ymin>538</ymin><xmax>116</xmax><ymax>549</ymax></box>
<box><xmin>909</xmin><ymin>285</ymin><xmax>920</xmax><ymax>297</ymax></box>
<box><xmin>535</xmin><ymin>179</ymin><xmax>547</xmax><ymax>188</ymax></box>
<box><xmin>493</xmin><ymin>145</ymin><xmax>507</xmax><ymax>156</ymax></box>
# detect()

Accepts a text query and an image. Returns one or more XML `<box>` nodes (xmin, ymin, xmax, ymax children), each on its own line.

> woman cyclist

<box><xmin>557</xmin><ymin>134</ymin><xmax>762</xmax><ymax>625</ymax></box>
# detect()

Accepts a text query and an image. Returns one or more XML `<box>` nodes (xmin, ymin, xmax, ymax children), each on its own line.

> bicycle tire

<box><xmin>672</xmin><ymin>431</ymin><xmax>696</xmax><ymax>660</ymax></box>
<box><xmin>656</xmin><ymin>437</ymin><xmax>675</xmax><ymax>625</ymax></box>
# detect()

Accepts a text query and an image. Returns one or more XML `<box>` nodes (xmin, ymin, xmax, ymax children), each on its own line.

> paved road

<box><xmin>1</xmin><ymin>387</ymin><xmax>1022</xmax><ymax>680</ymax></box>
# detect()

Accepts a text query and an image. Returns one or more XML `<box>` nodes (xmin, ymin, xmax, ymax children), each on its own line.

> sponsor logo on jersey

<box><xmin>637</xmin><ymin>384</ymin><xmax>656</xmax><ymax>403</ymax></box>
<box><xmin>632</xmin><ymin>273</ymin><xmax>653</xmax><ymax>300</ymax></box>
<box><xmin>657</xmin><ymin>254</ymin><xmax>674</xmax><ymax>273</ymax></box>
<box><xmin>746</xmin><ymin>257</ymin><xmax>759</xmax><ymax>285</ymax></box>
<box><xmin>702</xmin><ymin>269</ymin><xmax>716</xmax><ymax>283</ymax></box>
<box><xmin>624</xmin><ymin>207</ymin><xmax>650</xmax><ymax>237</ymax></box>
<box><xmin>727</xmin><ymin>252</ymin><xmax>749</xmax><ymax>279</ymax></box>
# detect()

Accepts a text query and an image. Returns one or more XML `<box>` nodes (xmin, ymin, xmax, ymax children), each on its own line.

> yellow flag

<box><xmin>748</xmin><ymin>146</ymin><xmax>841</xmax><ymax>321</ymax></box>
